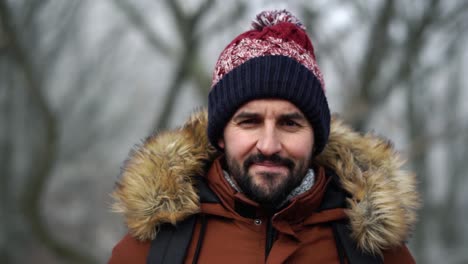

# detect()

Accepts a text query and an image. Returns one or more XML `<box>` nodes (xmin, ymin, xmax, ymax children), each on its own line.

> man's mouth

<box><xmin>243</xmin><ymin>153</ymin><xmax>295</xmax><ymax>174</ymax></box>
<box><xmin>250</xmin><ymin>162</ymin><xmax>288</xmax><ymax>174</ymax></box>
<box><xmin>254</xmin><ymin>161</ymin><xmax>282</xmax><ymax>166</ymax></box>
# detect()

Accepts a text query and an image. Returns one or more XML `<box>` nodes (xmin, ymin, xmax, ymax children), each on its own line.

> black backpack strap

<box><xmin>331</xmin><ymin>222</ymin><xmax>347</xmax><ymax>264</ymax></box>
<box><xmin>332</xmin><ymin>221</ymin><xmax>383</xmax><ymax>264</ymax></box>
<box><xmin>147</xmin><ymin>176</ymin><xmax>219</xmax><ymax>264</ymax></box>
<box><xmin>321</xmin><ymin>169</ymin><xmax>383</xmax><ymax>264</ymax></box>
<box><xmin>147</xmin><ymin>215</ymin><xmax>197</xmax><ymax>264</ymax></box>
<box><xmin>195</xmin><ymin>175</ymin><xmax>220</xmax><ymax>204</ymax></box>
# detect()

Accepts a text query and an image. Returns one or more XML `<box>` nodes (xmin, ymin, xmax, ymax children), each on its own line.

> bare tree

<box><xmin>113</xmin><ymin>0</ymin><xmax>246</xmax><ymax>131</ymax></box>
<box><xmin>0</xmin><ymin>55</ymin><xmax>13</xmax><ymax>264</ymax></box>
<box><xmin>0</xmin><ymin>0</ymin><xmax>108</xmax><ymax>263</ymax></box>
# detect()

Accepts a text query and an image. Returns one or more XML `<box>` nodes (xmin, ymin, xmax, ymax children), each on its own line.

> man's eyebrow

<box><xmin>232</xmin><ymin>112</ymin><xmax>260</xmax><ymax>120</ymax></box>
<box><xmin>280</xmin><ymin>112</ymin><xmax>306</xmax><ymax>120</ymax></box>
<box><xmin>232</xmin><ymin>111</ymin><xmax>306</xmax><ymax>121</ymax></box>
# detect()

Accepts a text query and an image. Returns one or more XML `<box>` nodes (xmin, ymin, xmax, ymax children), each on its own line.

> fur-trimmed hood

<box><xmin>112</xmin><ymin>109</ymin><xmax>420</xmax><ymax>256</ymax></box>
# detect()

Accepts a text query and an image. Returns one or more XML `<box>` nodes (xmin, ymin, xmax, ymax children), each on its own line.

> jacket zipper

<box><xmin>265</xmin><ymin>217</ymin><xmax>277</xmax><ymax>260</ymax></box>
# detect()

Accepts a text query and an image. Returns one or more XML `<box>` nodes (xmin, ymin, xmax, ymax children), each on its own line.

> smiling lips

<box><xmin>250</xmin><ymin>162</ymin><xmax>288</xmax><ymax>174</ymax></box>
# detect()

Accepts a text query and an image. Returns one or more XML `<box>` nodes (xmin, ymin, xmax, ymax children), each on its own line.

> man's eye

<box><xmin>281</xmin><ymin>120</ymin><xmax>300</xmax><ymax>127</ymax></box>
<box><xmin>238</xmin><ymin>119</ymin><xmax>258</xmax><ymax>125</ymax></box>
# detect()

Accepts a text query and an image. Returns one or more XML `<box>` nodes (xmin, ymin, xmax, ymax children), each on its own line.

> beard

<box><xmin>225</xmin><ymin>152</ymin><xmax>310</xmax><ymax>210</ymax></box>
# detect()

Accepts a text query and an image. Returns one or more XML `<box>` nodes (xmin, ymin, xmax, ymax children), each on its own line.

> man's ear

<box><xmin>218</xmin><ymin>137</ymin><xmax>225</xmax><ymax>149</ymax></box>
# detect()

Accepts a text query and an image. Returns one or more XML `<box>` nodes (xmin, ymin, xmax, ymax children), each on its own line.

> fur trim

<box><xmin>112</xmin><ymin>109</ymin><xmax>419</xmax><ymax>255</ymax></box>
<box><xmin>314</xmin><ymin>116</ymin><xmax>420</xmax><ymax>255</ymax></box>
<box><xmin>112</xmin><ymin>110</ymin><xmax>218</xmax><ymax>241</ymax></box>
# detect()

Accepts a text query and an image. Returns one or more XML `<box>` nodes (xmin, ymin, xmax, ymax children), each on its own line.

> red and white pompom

<box><xmin>251</xmin><ymin>9</ymin><xmax>306</xmax><ymax>30</ymax></box>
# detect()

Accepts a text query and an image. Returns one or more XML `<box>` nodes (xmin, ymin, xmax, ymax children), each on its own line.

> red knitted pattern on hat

<box><xmin>212</xmin><ymin>22</ymin><xmax>325</xmax><ymax>90</ymax></box>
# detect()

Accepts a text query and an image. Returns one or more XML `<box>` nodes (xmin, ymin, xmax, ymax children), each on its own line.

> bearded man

<box><xmin>109</xmin><ymin>10</ymin><xmax>419</xmax><ymax>264</ymax></box>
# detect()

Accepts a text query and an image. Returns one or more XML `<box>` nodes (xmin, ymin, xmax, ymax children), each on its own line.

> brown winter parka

<box><xmin>108</xmin><ymin>109</ymin><xmax>419</xmax><ymax>264</ymax></box>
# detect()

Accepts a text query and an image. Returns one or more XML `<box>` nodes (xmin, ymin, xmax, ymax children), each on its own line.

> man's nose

<box><xmin>256</xmin><ymin>126</ymin><xmax>282</xmax><ymax>156</ymax></box>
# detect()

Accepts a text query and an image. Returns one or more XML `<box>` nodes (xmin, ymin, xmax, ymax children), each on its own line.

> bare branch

<box><xmin>345</xmin><ymin>0</ymin><xmax>395</xmax><ymax>129</ymax></box>
<box><xmin>201</xmin><ymin>2</ymin><xmax>246</xmax><ymax>37</ymax></box>
<box><xmin>435</xmin><ymin>1</ymin><xmax>468</xmax><ymax>29</ymax></box>
<box><xmin>60</xmin><ymin>28</ymin><xmax>129</xmax><ymax>161</ymax></box>
<box><xmin>152</xmin><ymin>51</ymin><xmax>190</xmax><ymax>131</ymax></box>
<box><xmin>379</xmin><ymin>0</ymin><xmax>442</xmax><ymax>100</ymax></box>
<box><xmin>438</xmin><ymin>52</ymin><xmax>466</xmax><ymax>246</ymax></box>
<box><xmin>405</xmin><ymin>80</ymin><xmax>429</xmax><ymax>263</ymax></box>
<box><xmin>60</xmin><ymin>25</ymin><xmax>126</xmax><ymax>119</ymax></box>
<box><xmin>358</xmin><ymin>0</ymin><xmax>395</xmax><ymax>97</ymax></box>
<box><xmin>40</xmin><ymin>1</ymin><xmax>82</xmax><ymax>69</ymax></box>
<box><xmin>23</xmin><ymin>0</ymin><xmax>50</xmax><ymax>27</ymax></box>
<box><xmin>407</xmin><ymin>123</ymin><xmax>467</xmax><ymax>161</ymax></box>
<box><xmin>166</xmin><ymin>0</ymin><xmax>186</xmax><ymax>34</ymax></box>
<box><xmin>166</xmin><ymin>0</ymin><xmax>184</xmax><ymax>21</ymax></box>
<box><xmin>191</xmin><ymin>0</ymin><xmax>215</xmax><ymax>30</ymax></box>
<box><xmin>113</xmin><ymin>0</ymin><xmax>174</xmax><ymax>56</ymax></box>
<box><xmin>345</xmin><ymin>0</ymin><xmax>372</xmax><ymax>20</ymax></box>
<box><xmin>309</xmin><ymin>23</ymin><xmax>356</xmax><ymax>88</ymax></box>
<box><xmin>0</xmin><ymin>1</ymin><xmax>97</xmax><ymax>263</ymax></box>
<box><xmin>0</xmin><ymin>60</ymin><xmax>13</xmax><ymax>264</ymax></box>
<box><xmin>190</xmin><ymin>54</ymin><xmax>211</xmax><ymax>103</ymax></box>
<box><xmin>152</xmin><ymin>0</ymin><xmax>218</xmax><ymax>130</ymax></box>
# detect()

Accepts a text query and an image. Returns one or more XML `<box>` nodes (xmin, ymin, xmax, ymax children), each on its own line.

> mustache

<box><xmin>243</xmin><ymin>153</ymin><xmax>295</xmax><ymax>171</ymax></box>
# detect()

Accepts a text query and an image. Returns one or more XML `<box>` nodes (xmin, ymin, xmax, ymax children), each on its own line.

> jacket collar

<box><xmin>112</xmin><ymin>109</ymin><xmax>420</xmax><ymax>255</ymax></box>
<box><xmin>201</xmin><ymin>158</ymin><xmax>330</xmax><ymax>222</ymax></box>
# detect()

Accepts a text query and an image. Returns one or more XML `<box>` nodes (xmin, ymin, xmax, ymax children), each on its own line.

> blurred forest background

<box><xmin>1</xmin><ymin>0</ymin><xmax>467</xmax><ymax>263</ymax></box>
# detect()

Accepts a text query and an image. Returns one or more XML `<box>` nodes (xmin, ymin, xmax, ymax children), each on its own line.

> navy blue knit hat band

<box><xmin>208</xmin><ymin>55</ymin><xmax>330</xmax><ymax>155</ymax></box>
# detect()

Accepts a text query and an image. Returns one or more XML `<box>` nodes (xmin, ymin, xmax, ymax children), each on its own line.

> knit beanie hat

<box><xmin>208</xmin><ymin>10</ymin><xmax>330</xmax><ymax>155</ymax></box>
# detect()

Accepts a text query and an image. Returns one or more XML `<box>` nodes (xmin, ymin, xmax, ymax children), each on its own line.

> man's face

<box><xmin>218</xmin><ymin>99</ymin><xmax>315</xmax><ymax>208</ymax></box>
